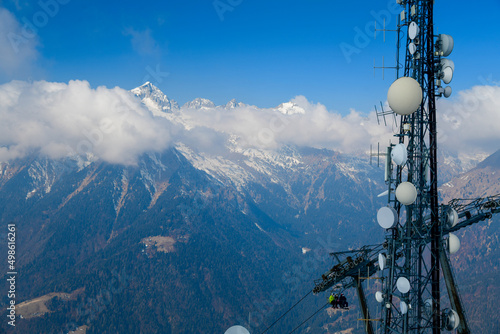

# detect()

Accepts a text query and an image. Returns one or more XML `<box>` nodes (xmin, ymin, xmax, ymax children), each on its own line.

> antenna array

<box><xmin>313</xmin><ymin>1</ymin><xmax>488</xmax><ymax>334</ymax></box>
<box><xmin>374</xmin><ymin>1</ymin><xmax>457</xmax><ymax>332</ymax></box>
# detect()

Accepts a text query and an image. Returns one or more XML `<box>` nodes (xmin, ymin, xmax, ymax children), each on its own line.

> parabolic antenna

<box><xmin>378</xmin><ymin>253</ymin><xmax>387</xmax><ymax>270</ymax></box>
<box><xmin>375</xmin><ymin>291</ymin><xmax>384</xmax><ymax>303</ymax></box>
<box><xmin>445</xmin><ymin>207</ymin><xmax>459</xmax><ymax>228</ymax></box>
<box><xmin>438</xmin><ymin>34</ymin><xmax>454</xmax><ymax>56</ymax></box>
<box><xmin>391</xmin><ymin>143</ymin><xmax>408</xmax><ymax>166</ymax></box>
<box><xmin>377</xmin><ymin>206</ymin><xmax>398</xmax><ymax>229</ymax></box>
<box><xmin>441</xmin><ymin>58</ymin><xmax>455</xmax><ymax>72</ymax></box>
<box><xmin>408</xmin><ymin>21</ymin><xmax>420</xmax><ymax>39</ymax></box>
<box><xmin>400</xmin><ymin>301</ymin><xmax>408</xmax><ymax>314</ymax></box>
<box><xmin>377</xmin><ymin>190</ymin><xmax>389</xmax><ymax>197</ymax></box>
<box><xmin>397</xmin><ymin>277</ymin><xmax>411</xmax><ymax>293</ymax></box>
<box><xmin>438</xmin><ymin>86</ymin><xmax>453</xmax><ymax>98</ymax></box>
<box><xmin>442</xmin><ymin>309</ymin><xmax>460</xmax><ymax>330</ymax></box>
<box><xmin>441</xmin><ymin>66</ymin><xmax>453</xmax><ymax>84</ymax></box>
<box><xmin>225</xmin><ymin>326</ymin><xmax>251</xmax><ymax>334</ymax></box>
<box><xmin>409</xmin><ymin>42</ymin><xmax>417</xmax><ymax>55</ymax></box>
<box><xmin>395</xmin><ymin>182</ymin><xmax>417</xmax><ymax>205</ymax></box>
<box><xmin>443</xmin><ymin>86</ymin><xmax>452</xmax><ymax>98</ymax></box>
<box><xmin>387</xmin><ymin>77</ymin><xmax>422</xmax><ymax>116</ymax></box>
<box><xmin>448</xmin><ymin>233</ymin><xmax>460</xmax><ymax>254</ymax></box>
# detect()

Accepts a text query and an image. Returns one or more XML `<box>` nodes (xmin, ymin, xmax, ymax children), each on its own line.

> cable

<box><xmin>288</xmin><ymin>302</ymin><xmax>330</xmax><ymax>334</ymax></box>
<box><xmin>259</xmin><ymin>290</ymin><xmax>313</xmax><ymax>334</ymax></box>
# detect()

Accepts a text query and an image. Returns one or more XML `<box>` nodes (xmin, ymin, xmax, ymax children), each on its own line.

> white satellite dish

<box><xmin>441</xmin><ymin>58</ymin><xmax>455</xmax><ymax>72</ymax></box>
<box><xmin>442</xmin><ymin>309</ymin><xmax>460</xmax><ymax>330</ymax></box>
<box><xmin>378</xmin><ymin>253</ymin><xmax>387</xmax><ymax>270</ymax></box>
<box><xmin>377</xmin><ymin>206</ymin><xmax>398</xmax><ymax>229</ymax></box>
<box><xmin>225</xmin><ymin>326</ymin><xmax>251</xmax><ymax>334</ymax></box>
<box><xmin>396</xmin><ymin>277</ymin><xmax>411</xmax><ymax>294</ymax></box>
<box><xmin>395</xmin><ymin>182</ymin><xmax>417</xmax><ymax>205</ymax></box>
<box><xmin>375</xmin><ymin>291</ymin><xmax>384</xmax><ymax>303</ymax></box>
<box><xmin>445</xmin><ymin>207</ymin><xmax>459</xmax><ymax>228</ymax></box>
<box><xmin>438</xmin><ymin>86</ymin><xmax>453</xmax><ymax>98</ymax></box>
<box><xmin>441</xmin><ymin>66</ymin><xmax>453</xmax><ymax>84</ymax></box>
<box><xmin>444</xmin><ymin>86</ymin><xmax>452</xmax><ymax>98</ymax></box>
<box><xmin>408</xmin><ymin>21</ymin><xmax>420</xmax><ymax>39</ymax></box>
<box><xmin>387</xmin><ymin>77</ymin><xmax>422</xmax><ymax>116</ymax></box>
<box><xmin>448</xmin><ymin>233</ymin><xmax>460</xmax><ymax>254</ymax></box>
<box><xmin>377</xmin><ymin>190</ymin><xmax>389</xmax><ymax>197</ymax></box>
<box><xmin>400</xmin><ymin>301</ymin><xmax>408</xmax><ymax>314</ymax></box>
<box><xmin>391</xmin><ymin>143</ymin><xmax>408</xmax><ymax>166</ymax></box>
<box><xmin>438</xmin><ymin>34</ymin><xmax>454</xmax><ymax>57</ymax></box>
<box><xmin>409</xmin><ymin>42</ymin><xmax>417</xmax><ymax>55</ymax></box>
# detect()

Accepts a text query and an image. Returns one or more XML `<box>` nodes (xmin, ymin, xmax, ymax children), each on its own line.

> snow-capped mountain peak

<box><xmin>131</xmin><ymin>82</ymin><xmax>179</xmax><ymax>114</ymax></box>
<box><xmin>225</xmin><ymin>99</ymin><xmax>245</xmax><ymax>110</ymax></box>
<box><xmin>182</xmin><ymin>98</ymin><xmax>216</xmax><ymax>110</ymax></box>
<box><xmin>132</xmin><ymin>81</ymin><xmax>156</xmax><ymax>93</ymax></box>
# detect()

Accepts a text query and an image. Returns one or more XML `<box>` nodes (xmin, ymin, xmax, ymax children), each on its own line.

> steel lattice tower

<box><xmin>380</xmin><ymin>0</ymin><xmax>447</xmax><ymax>333</ymax></box>
<box><xmin>312</xmin><ymin>1</ymin><xmax>499</xmax><ymax>334</ymax></box>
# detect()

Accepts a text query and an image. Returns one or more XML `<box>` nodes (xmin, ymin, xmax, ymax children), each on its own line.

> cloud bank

<box><xmin>0</xmin><ymin>79</ymin><xmax>498</xmax><ymax>166</ymax></box>
<box><xmin>437</xmin><ymin>85</ymin><xmax>500</xmax><ymax>154</ymax></box>
<box><xmin>0</xmin><ymin>80</ymin><xmax>173</xmax><ymax>165</ymax></box>
<box><xmin>173</xmin><ymin>86</ymin><xmax>500</xmax><ymax>157</ymax></box>
<box><xmin>180</xmin><ymin>96</ymin><xmax>394</xmax><ymax>154</ymax></box>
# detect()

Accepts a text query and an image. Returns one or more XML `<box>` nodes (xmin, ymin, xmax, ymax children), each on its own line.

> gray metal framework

<box><xmin>383</xmin><ymin>2</ymin><xmax>441</xmax><ymax>332</ymax></box>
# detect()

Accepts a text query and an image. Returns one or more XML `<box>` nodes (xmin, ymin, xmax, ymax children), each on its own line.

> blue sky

<box><xmin>1</xmin><ymin>0</ymin><xmax>499</xmax><ymax>113</ymax></box>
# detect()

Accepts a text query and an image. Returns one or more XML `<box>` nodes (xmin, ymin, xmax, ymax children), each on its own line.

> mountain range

<box><xmin>0</xmin><ymin>83</ymin><xmax>498</xmax><ymax>333</ymax></box>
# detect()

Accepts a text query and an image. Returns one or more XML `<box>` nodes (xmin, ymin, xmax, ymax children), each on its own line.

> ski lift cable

<box><xmin>288</xmin><ymin>302</ymin><xmax>330</xmax><ymax>334</ymax></box>
<box><xmin>259</xmin><ymin>290</ymin><xmax>313</xmax><ymax>334</ymax></box>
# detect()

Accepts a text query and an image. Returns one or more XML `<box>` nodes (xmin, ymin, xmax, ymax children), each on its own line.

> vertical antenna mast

<box><xmin>377</xmin><ymin>0</ymin><xmax>455</xmax><ymax>333</ymax></box>
<box><xmin>313</xmin><ymin>1</ymin><xmax>468</xmax><ymax>334</ymax></box>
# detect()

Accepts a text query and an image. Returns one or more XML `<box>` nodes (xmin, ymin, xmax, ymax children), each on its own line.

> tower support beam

<box><xmin>354</xmin><ymin>276</ymin><xmax>375</xmax><ymax>334</ymax></box>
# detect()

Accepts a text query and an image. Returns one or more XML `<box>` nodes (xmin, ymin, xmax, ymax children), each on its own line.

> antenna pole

<box><xmin>426</xmin><ymin>1</ymin><xmax>441</xmax><ymax>332</ymax></box>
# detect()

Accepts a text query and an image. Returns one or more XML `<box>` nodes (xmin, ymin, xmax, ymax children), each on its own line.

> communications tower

<box><xmin>313</xmin><ymin>1</ymin><xmax>499</xmax><ymax>334</ymax></box>
<box><xmin>376</xmin><ymin>0</ymin><xmax>448</xmax><ymax>332</ymax></box>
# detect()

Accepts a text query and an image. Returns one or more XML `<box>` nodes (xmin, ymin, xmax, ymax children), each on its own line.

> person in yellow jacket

<box><xmin>328</xmin><ymin>294</ymin><xmax>337</xmax><ymax>308</ymax></box>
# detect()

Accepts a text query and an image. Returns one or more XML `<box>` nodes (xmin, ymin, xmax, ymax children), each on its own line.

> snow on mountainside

<box><xmin>131</xmin><ymin>82</ymin><xmax>179</xmax><ymax>114</ymax></box>
<box><xmin>182</xmin><ymin>97</ymin><xmax>216</xmax><ymax>110</ymax></box>
<box><xmin>129</xmin><ymin>83</ymin><xmax>488</xmax><ymax>192</ymax></box>
<box><xmin>225</xmin><ymin>99</ymin><xmax>246</xmax><ymax>109</ymax></box>
<box><xmin>181</xmin><ymin>97</ymin><xmax>246</xmax><ymax>110</ymax></box>
<box><xmin>441</xmin><ymin>149</ymin><xmax>500</xmax><ymax>199</ymax></box>
<box><xmin>439</xmin><ymin>149</ymin><xmax>489</xmax><ymax>184</ymax></box>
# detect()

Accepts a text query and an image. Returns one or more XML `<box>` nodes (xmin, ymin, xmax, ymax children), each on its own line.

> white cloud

<box><xmin>179</xmin><ymin>95</ymin><xmax>394</xmax><ymax>154</ymax></box>
<box><xmin>0</xmin><ymin>80</ymin><xmax>174</xmax><ymax>165</ymax></box>
<box><xmin>177</xmin><ymin>86</ymin><xmax>500</xmax><ymax>156</ymax></box>
<box><xmin>1</xmin><ymin>80</ymin><xmax>498</xmax><ymax>167</ymax></box>
<box><xmin>437</xmin><ymin>85</ymin><xmax>500</xmax><ymax>154</ymax></box>
<box><xmin>0</xmin><ymin>7</ymin><xmax>39</xmax><ymax>79</ymax></box>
